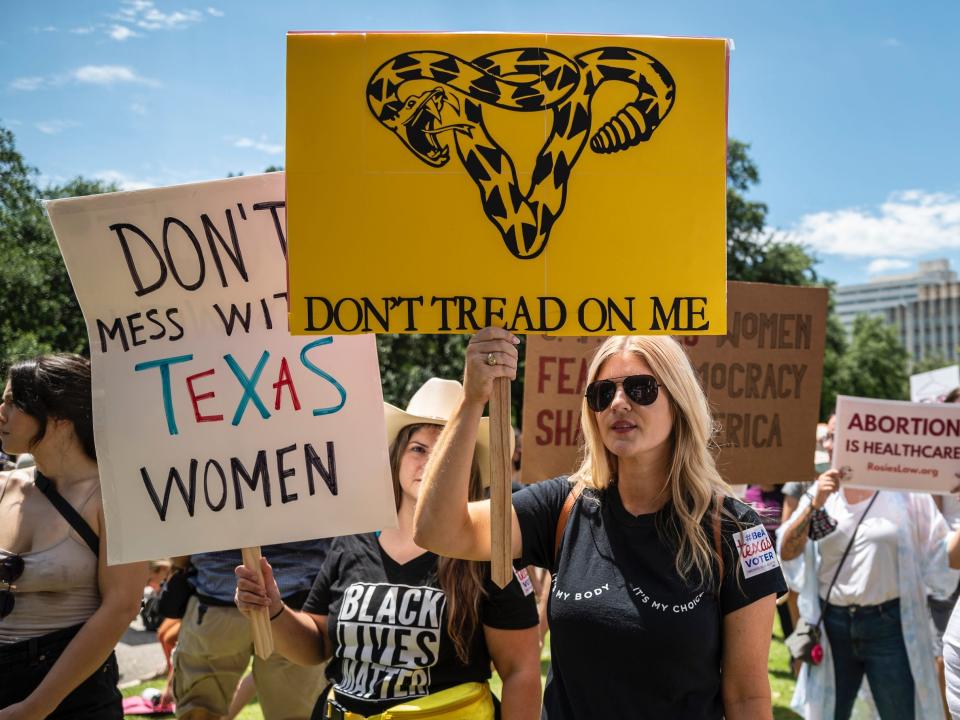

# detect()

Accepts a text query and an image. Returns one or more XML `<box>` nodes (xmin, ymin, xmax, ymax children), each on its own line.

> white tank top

<box><xmin>0</xmin><ymin>477</ymin><xmax>101</xmax><ymax>643</ymax></box>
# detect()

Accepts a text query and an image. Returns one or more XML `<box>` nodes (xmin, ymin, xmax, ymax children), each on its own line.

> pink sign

<box><xmin>834</xmin><ymin>395</ymin><xmax>960</xmax><ymax>494</ymax></box>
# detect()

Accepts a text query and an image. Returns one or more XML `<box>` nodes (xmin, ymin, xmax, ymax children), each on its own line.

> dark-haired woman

<box><xmin>0</xmin><ymin>354</ymin><xmax>147</xmax><ymax>719</ymax></box>
<box><xmin>235</xmin><ymin>378</ymin><xmax>541</xmax><ymax>719</ymax></box>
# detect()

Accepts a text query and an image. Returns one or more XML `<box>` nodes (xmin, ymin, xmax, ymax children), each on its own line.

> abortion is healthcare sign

<box><xmin>287</xmin><ymin>32</ymin><xmax>729</xmax><ymax>336</ymax></box>
<box><xmin>834</xmin><ymin>395</ymin><xmax>960</xmax><ymax>494</ymax></box>
<box><xmin>46</xmin><ymin>174</ymin><xmax>397</xmax><ymax>564</ymax></box>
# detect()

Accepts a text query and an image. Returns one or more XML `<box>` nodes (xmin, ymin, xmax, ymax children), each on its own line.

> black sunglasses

<box><xmin>584</xmin><ymin>374</ymin><xmax>661</xmax><ymax>412</ymax></box>
<box><xmin>0</xmin><ymin>552</ymin><xmax>25</xmax><ymax>620</ymax></box>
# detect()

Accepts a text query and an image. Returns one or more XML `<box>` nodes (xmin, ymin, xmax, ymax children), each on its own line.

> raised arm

<box><xmin>779</xmin><ymin>469</ymin><xmax>840</xmax><ymax>561</ymax></box>
<box><xmin>414</xmin><ymin>327</ymin><xmax>523</xmax><ymax>561</ymax></box>
<box><xmin>235</xmin><ymin>558</ymin><xmax>329</xmax><ymax>666</ymax></box>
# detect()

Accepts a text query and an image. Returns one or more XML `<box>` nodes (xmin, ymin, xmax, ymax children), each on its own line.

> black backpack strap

<box><xmin>34</xmin><ymin>471</ymin><xmax>100</xmax><ymax>557</ymax></box>
<box><xmin>553</xmin><ymin>481</ymin><xmax>583</xmax><ymax>566</ymax></box>
<box><xmin>712</xmin><ymin>495</ymin><xmax>724</xmax><ymax>596</ymax></box>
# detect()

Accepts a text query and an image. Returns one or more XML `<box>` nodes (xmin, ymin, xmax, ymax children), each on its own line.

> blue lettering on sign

<box><xmin>133</xmin><ymin>341</ymin><xmax>350</xmax><ymax>436</ymax></box>
<box><xmin>225</xmin><ymin>351</ymin><xmax>272</xmax><ymax>425</ymax></box>
<box><xmin>135</xmin><ymin>354</ymin><xmax>194</xmax><ymax>435</ymax></box>
<box><xmin>743</xmin><ymin>528</ymin><xmax>765</xmax><ymax>542</ymax></box>
<box><xmin>300</xmin><ymin>337</ymin><xmax>347</xmax><ymax>416</ymax></box>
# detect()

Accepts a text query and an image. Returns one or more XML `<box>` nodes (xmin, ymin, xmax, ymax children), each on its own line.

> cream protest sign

<box><xmin>46</xmin><ymin>174</ymin><xmax>397</xmax><ymax>564</ymax></box>
<box><xmin>521</xmin><ymin>282</ymin><xmax>828</xmax><ymax>486</ymax></box>
<box><xmin>910</xmin><ymin>365</ymin><xmax>960</xmax><ymax>403</ymax></box>
<box><xmin>286</xmin><ymin>32</ymin><xmax>729</xmax><ymax>336</ymax></box>
<box><xmin>835</xmin><ymin>395</ymin><xmax>960</xmax><ymax>493</ymax></box>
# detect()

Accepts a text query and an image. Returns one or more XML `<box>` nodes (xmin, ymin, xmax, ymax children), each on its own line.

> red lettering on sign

<box><xmin>738</xmin><ymin>537</ymin><xmax>773</xmax><ymax>558</ymax></box>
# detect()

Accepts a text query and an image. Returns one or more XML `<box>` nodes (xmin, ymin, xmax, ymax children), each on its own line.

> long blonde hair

<box><xmin>572</xmin><ymin>336</ymin><xmax>732</xmax><ymax>587</ymax></box>
<box><xmin>389</xmin><ymin>423</ymin><xmax>486</xmax><ymax>664</ymax></box>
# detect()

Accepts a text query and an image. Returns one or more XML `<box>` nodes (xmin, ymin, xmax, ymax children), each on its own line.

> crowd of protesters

<box><xmin>5</xmin><ymin>337</ymin><xmax>960</xmax><ymax>719</ymax></box>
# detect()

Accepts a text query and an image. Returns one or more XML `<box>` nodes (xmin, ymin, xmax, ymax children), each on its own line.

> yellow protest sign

<box><xmin>287</xmin><ymin>32</ymin><xmax>729</xmax><ymax>335</ymax></box>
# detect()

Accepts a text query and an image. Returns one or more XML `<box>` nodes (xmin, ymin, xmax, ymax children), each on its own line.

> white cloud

<box><xmin>10</xmin><ymin>76</ymin><xmax>46</xmax><ymax>91</ymax></box>
<box><xmin>36</xmin><ymin>173</ymin><xmax>68</xmax><ymax>188</ymax></box>
<box><xmin>115</xmin><ymin>0</ymin><xmax>202</xmax><ymax>30</ymax></box>
<box><xmin>234</xmin><ymin>137</ymin><xmax>284</xmax><ymax>155</ymax></box>
<box><xmin>10</xmin><ymin>65</ymin><xmax>159</xmax><ymax>92</ymax></box>
<box><xmin>867</xmin><ymin>258</ymin><xmax>912</xmax><ymax>275</ymax></box>
<box><xmin>70</xmin><ymin>26</ymin><xmax>97</xmax><ymax>35</ymax></box>
<box><xmin>33</xmin><ymin>25</ymin><xmax>58</xmax><ymax>33</ymax></box>
<box><xmin>71</xmin><ymin>65</ymin><xmax>159</xmax><ymax>87</ymax></box>
<box><xmin>108</xmin><ymin>24</ymin><xmax>138</xmax><ymax>41</ymax></box>
<box><xmin>93</xmin><ymin>170</ymin><xmax>155</xmax><ymax>191</ymax></box>
<box><xmin>207</xmin><ymin>7</ymin><xmax>224</xmax><ymax>17</ymax></box>
<box><xmin>35</xmin><ymin>119</ymin><xmax>80</xmax><ymax>135</ymax></box>
<box><xmin>786</xmin><ymin>190</ymin><xmax>960</xmax><ymax>258</ymax></box>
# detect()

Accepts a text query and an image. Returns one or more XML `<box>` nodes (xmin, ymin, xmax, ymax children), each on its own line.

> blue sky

<box><xmin>2</xmin><ymin>0</ymin><xmax>959</xmax><ymax>287</ymax></box>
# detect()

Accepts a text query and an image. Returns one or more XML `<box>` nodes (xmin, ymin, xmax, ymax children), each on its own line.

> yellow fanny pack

<box><xmin>325</xmin><ymin>682</ymin><xmax>495</xmax><ymax>720</ymax></box>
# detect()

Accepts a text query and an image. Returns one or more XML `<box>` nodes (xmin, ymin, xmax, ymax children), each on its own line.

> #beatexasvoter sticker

<box><xmin>734</xmin><ymin>524</ymin><xmax>780</xmax><ymax>579</ymax></box>
<box><xmin>515</xmin><ymin>567</ymin><xmax>535</xmax><ymax>596</ymax></box>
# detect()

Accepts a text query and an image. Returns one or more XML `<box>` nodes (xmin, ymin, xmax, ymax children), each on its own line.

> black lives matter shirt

<box><xmin>302</xmin><ymin>533</ymin><xmax>538</xmax><ymax>716</ymax></box>
<box><xmin>514</xmin><ymin>477</ymin><xmax>787</xmax><ymax>720</ymax></box>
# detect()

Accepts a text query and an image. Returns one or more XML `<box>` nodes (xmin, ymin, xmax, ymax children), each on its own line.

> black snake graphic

<box><xmin>366</xmin><ymin>47</ymin><xmax>676</xmax><ymax>259</ymax></box>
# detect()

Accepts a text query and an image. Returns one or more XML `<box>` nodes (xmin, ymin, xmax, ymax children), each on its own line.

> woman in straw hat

<box><xmin>414</xmin><ymin>328</ymin><xmax>788</xmax><ymax>719</ymax></box>
<box><xmin>235</xmin><ymin>378</ymin><xmax>541</xmax><ymax>720</ymax></box>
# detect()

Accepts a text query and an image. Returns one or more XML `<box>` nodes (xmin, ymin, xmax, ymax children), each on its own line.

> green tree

<box><xmin>377</xmin><ymin>334</ymin><xmax>471</xmax><ymax>409</ymax></box>
<box><xmin>726</xmin><ymin>140</ymin><xmax>819</xmax><ymax>286</ymax></box>
<box><xmin>0</xmin><ymin>126</ymin><xmax>114</xmax><ymax>366</ymax></box>
<box><xmin>834</xmin><ymin>315</ymin><xmax>909</xmax><ymax>401</ymax></box>
<box><xmin>909</xmin><ymin>353</ymin><xmax>955</xmax><ymax>375</ymax></box>
<box><xmin>820</xmin><ymin>310</ymin><xmax>849</xmax><ymax>419</ymax></box>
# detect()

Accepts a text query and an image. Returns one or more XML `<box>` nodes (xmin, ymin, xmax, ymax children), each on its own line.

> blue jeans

<box><xmin>823</xmin><ymin>598</ymin><xmax>914</xmax><ymax>720</ymax></box>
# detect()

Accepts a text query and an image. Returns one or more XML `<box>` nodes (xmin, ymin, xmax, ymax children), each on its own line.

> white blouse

<box><xmin>816</xmin><ymin>491</ymin><xmax>899</xmax><ymax>607</ymax></box>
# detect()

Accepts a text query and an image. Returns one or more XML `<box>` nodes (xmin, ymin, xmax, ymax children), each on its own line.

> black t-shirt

<box><xmin>513</xmin><ymin>477</ymin><xmax>788</xmax><ymax>720</ymax></box>
<box><xmin>302</xmin><ymin>533</ymin><xmax>538</xmax><ymax>716</ymax></box>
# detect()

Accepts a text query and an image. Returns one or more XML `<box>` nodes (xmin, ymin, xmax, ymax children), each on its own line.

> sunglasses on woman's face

<box><xmin>0</xmin><ymin>552</ymin><xmax>25</xmax><ymax>620</ymax></box>
<box><xmin>584</xmin><ymin>374</ymin><xmax>661</xmax><ymax>412</ymax></box>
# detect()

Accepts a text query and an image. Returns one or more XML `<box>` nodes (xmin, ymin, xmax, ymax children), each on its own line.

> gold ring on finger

<box><xmin>486</xmin><ymin>352</ymin><xmax>498</xmax><ymax>366</ymax></box>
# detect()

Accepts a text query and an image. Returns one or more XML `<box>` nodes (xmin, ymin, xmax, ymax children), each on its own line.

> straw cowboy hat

<box><xmin>384</xmin><ymin>378</ymin><xmax>501</xmax><ymax>487</ymax></box>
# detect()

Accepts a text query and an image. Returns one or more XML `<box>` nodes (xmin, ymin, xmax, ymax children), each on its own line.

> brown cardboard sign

<box><xmin>520</xmin><ymin>282</ymin><xmax>828</xmax><ymax>487</ymax></box>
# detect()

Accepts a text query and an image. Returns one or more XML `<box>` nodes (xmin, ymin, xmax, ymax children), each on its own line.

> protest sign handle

<box><xmin>241</xmin><ymin>546</ymin><xmax>275</xmax><ymax>659</ymax></box>
<box><xmin>489</xmin><ymin>376</ymin><xmax>513</xmax><ymax>588</ymax></box>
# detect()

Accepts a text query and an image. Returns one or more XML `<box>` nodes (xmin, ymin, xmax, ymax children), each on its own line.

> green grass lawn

<box><xmin>123</xmin><ymin>620</ymin><xmax>801</xmax><ymax>719</ymax></box>
<box><xmin>770</xmin><ymin>614</ymin><xmax>803</xmax><ymax>719</ymax></box>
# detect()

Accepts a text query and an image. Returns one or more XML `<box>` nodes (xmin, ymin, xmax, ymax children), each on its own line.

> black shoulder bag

<box><xmin>156</xmin><ymin>563</ymin><xmax>196</xmax><ymax>619</ymax></box>
<box><xmin>34</xmin><ymin>470</ymin><xmax>100</xmax><ymax>556</ymax></box>
<box><xmin>785</xmin><ymin>492</ymin><xmax>878</xmax><ymax>665</ymax></box>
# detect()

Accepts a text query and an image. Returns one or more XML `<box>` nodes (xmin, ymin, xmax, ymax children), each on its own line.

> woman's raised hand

<box><xmin>463</xmin><ymin>327</ymin><xmax>520</xmax><ymax>405</ymax></box>
<box><xmin>812</xmin><ymin>467</ymin><xmax>845</xmax><ymax>509</ymax></box>
<box><xmin>234</xmin><ymin>557</ymin><xmax>282</xmax><ymax>618</ymax></box>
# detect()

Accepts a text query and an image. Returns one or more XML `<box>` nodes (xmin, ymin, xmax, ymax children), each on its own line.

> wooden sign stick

<box><xmin>241</xmin><ymin>546</ymin><xmax>275</xmax><ymax>659</ymax></box>
<box><xmin>489</xmin><ymin>376</ymin><xmax>513</xmax><ymax>588</ymax></box>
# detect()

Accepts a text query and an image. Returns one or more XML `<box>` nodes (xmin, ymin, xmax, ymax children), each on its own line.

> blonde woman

<box><xmin>415</xmin><ymin>328</ymin><xmax>787</xmax><ymax>719</ymax></box>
